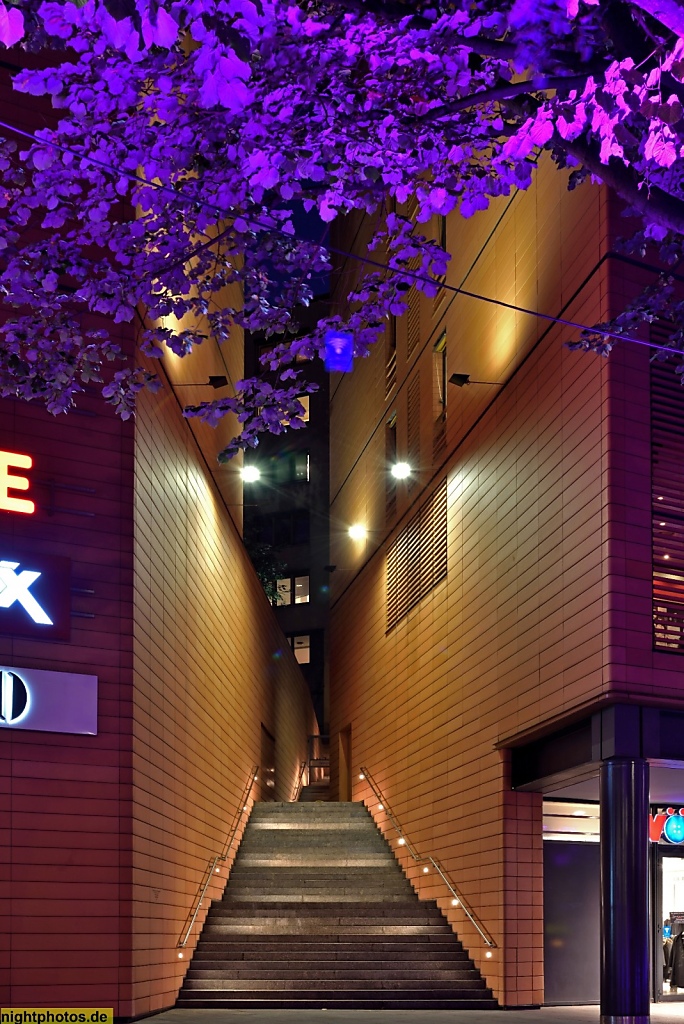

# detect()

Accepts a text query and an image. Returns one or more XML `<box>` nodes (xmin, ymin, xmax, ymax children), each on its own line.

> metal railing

<box><xmin>177</xmin><ymin>765</ymin><xmax>259</xmax><ymax>949</ymax></box>
<box><xmin>358</xmin><ymin>765</ymin><xmax>497</xmax><ymax>949</ymax></box>
<box><xmin>292</xmin><ymin>759</ymin><xmax>307</xmax><ymax>801</ymax></box>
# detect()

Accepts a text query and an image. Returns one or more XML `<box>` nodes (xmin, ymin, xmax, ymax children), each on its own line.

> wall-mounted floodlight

<box><xmin>241</xmin><ymin>466</ymin><xmax>261</xmax><ymax>483</ymax></box>
<box><xmin>391</xmin><ymin>462</ymin><xmax>411</xmax><ymax>479</ymax></box>
<box><xmin>348</xmin><ymin>524</ymin><xmax>367</xmax><ymax>541</ymax></box>
<box><xmin>449</xmin><ymin>373</ymin><xmax>503</xmax><ymax>387</ymax></box>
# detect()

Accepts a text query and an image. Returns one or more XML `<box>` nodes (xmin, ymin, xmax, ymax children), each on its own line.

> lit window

<box><xmin>433</xmin><ymin>331</ymin><xmax>447</xmax><ymax>421</ymax></box>
<box><xmin>298</xmin><ymin>396</ymin><xmax>310</xmax><ymax>422</ymax></box>
<box><xmin>288</xmin><ymin>635</ymin><xmax>311</xmax><ymax>664</ymax></box>
<box><xmin>274</xmin><ymin>574</ymin><xmax>310</xmax><ymax>606</ymax></box>
<box><xmin>294</xmin><ymin>575</ymin><xmax>310</xmax><ymax>603</ymax></box>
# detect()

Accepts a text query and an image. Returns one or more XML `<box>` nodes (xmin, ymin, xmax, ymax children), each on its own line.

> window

<box><xmin>386</xmin><ymin>411</ymin><xmax>398</xmax><ymax>523</ymax></box>
<box><xmin>386</xmin><ymin>319</ymin><xmax>397</xmax><ymax>397</ymax></box>
<box><xmin>433</xmin><ymin>332</ymin><xmax>447</xmax><ymax>422</ymax></box>
<box><xmin>651</xmin><ymin>338</ymin><xmax>684</xmax><ymax>650</ymax></box>
<box><xmin>298</xmin><ymin>396</ymin><xmax>310</xmax><ymax>422</ymax></box>
<box><xmin>288</xmin><ymin>634</ymin><xmax>310</xmax><ymax>664</ymax></box>
<box><xmin>407</xmin><ymin>373</ymin><xmax>420</xmax><ymax>486</ymax></box>
<box><xmin>273</xmin><ymin>450</ymin><xmax>310</xmax><ymax>484</ymax></box>
<box><xmin>250</xmin><ymin>509</ymin><xmax>310</xmax><ymax>546</ymax></box>
<box><xmin>274</xmin><ymin>574</ymin><xmax>310</xmax><ymax>606</ymax></box>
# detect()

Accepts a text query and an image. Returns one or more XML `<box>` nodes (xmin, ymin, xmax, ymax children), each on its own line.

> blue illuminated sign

<box><xmin>664</xmin><ymin>814</ymin><xmax>684</xmax><ymax>845</ymax></box>
<box><xmin>324</xmin><ymin>329</ymin><xmax>354</xmax><ymax>373</ymax></box>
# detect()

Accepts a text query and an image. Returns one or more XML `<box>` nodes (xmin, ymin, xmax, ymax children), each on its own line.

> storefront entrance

<box><xmin>543</xmin><ymin>799</ymin><xmax>684</xmax><ymax>1004</ymax></box>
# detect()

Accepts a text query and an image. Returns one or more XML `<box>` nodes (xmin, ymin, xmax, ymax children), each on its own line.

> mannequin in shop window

<box><xmin>664</xmin><ymin>920</ymin><xmax>673</xmax><ymax>985</ymax></box>
<box><xmin>668</xmin><ymin>922</ymin><xmax>684</xmax><ymax>991</ymax></box>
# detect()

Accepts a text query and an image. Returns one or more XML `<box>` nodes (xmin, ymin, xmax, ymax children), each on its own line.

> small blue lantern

<box><xmin>664</xmin><ymin>813</ymin><xmax>684</xmax><ymax>844</ymax></box>
<box><xmin>324</xmin><ymin>329</ymin><xmax>354</xmax><ymax>373</ymax></box>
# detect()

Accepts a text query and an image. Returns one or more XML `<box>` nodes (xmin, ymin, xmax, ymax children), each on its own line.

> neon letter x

<box><xmin>0</xmin><ymin>561</ymin><xmax>53</xmax><ymax>625</ymax></box>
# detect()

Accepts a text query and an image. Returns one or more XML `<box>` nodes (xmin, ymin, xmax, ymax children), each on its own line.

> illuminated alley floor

<box><xmin>154</xmin><ymin>1003</ymin><xmax>684</xmax><ymax>1023</ymax></box>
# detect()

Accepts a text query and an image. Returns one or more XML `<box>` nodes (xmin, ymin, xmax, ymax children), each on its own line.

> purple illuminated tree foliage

<box><xmin>1</xmin><ymin>0</ymin><xmax>684</xmax><ymax>456</ymax></box>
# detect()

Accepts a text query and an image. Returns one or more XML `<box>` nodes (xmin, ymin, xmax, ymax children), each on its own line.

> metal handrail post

<box><xmin>358</xmin><ymin>765</ymin><xmax>497</xmax><ymax>949</ymax></box>
<box><xmin>177</xmin><ymin>764</ymin><xmax>259</xmax><ymax>948</ymax></box>
<box><xmin>292</xmin><ymin>760</ymin><xmax>307</xmax><ymax>802</ymax></box>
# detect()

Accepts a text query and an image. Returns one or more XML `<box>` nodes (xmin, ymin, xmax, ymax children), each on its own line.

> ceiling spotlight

<box><xmin>348</xmin><ymin>523</ymin><xmax>367</xmax><ymax>541</ymax></box>
<box><xmin>241</xmin><ymin>466</ymin><xmax>261</xmax><ymax>483</ymax></box>
<box><xmin>391</xmin><ymin>462</ymin><xmax>411</xmax><ymax>479</ymax></box>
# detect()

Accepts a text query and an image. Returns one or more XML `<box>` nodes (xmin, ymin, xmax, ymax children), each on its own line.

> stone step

<box><xmin>217</xmin><ymin>893</ymin><xmax>413</xmax><ymax>903</ymax></box>
<box><xmin>191</xmin><ymin>955</ymin><xmax>471</xmax><ymax>968</ymax></box>
<box><xmin>182</xmin><ymin>977</ymin><xmax>489</xmax><ymax>991</ymax></box>
<box><xmin>176</xmin><ymin>996</ymin><xmax>497</xmax><ymax>1010</ymax></box>
<box><xmin>195</xmin><ymin>936</ymin><xmax>465</xmax><ymax>949</ymax></box>
<box><xmin>208</xmin><ymin>904</ymin><xmax>442</xmax><ymax>918</ymax></box>
<box><xmin>201</xmin><ymin>923</ymin><xmax>454</xmax><ymax>936</ymax></box>
<box><xmin>185</xmin><ymin>967</ymin><xmax>480</xmax><ymax>981</ymax></box>
<box><xmin>204</xmin><ymin>917</ymin><xmax>448</xmax><ymax>933</ymax></box>
<box><xmin>194</xmin><ymin>937</ymin><xmax>466</xmax><ymax>954</ymax></box>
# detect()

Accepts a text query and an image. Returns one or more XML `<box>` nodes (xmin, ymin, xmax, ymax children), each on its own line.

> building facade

<box><xmin>327</xmin><ymin>155</ymin><xmax>684</xmax><ymax>1019</ymax></box>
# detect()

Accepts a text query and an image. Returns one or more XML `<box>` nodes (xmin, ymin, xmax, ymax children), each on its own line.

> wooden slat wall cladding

<box><xmin>651</xmin><ymin>345</ymin><xmax>684</xmax><ymax>651</ymax></box>
<box><xmin>386</xmin><ymin>479</ymin><xmax>447</xmax><ymax>631</ymax></box>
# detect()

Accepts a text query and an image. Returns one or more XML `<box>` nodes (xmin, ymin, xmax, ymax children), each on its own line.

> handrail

<box><xmin>177</xmin><ymin>764</ymin><xmax>259</xmax><ymax>948</ymax></box>
<box><xmin>292</xmin><ymin>759</ymin><xmax>307</xmax><ymax>801</ymax></box>
<box><xmin>358</xmin><ymin>765</ymin><xmax>497</xmax><ymax>949</ymax></box>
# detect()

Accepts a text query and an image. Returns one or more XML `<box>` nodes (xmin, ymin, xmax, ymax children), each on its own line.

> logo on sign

<box><xmin>0</xmin><ymin>670</ymin><xmax>30</xmax><ymax>725</ymax></box>
<box><xmin>0</xmin><ymin>560</ymin><xmax>52</xmax><ymax>624</ymax></box>
<box><xmin>650</xmin><ymin>808</ymin><xmax>684</xmax><ymax>844</ymax></box>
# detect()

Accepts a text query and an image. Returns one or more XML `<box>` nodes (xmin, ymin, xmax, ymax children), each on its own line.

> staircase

<box><xmin>177</xmin><ymin>801</ymin><xmax>497</xmax><ymax>1009</ymax></box>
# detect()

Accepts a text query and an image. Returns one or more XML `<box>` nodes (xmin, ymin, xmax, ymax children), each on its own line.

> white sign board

<box><xmin>0</xmin><ymin>665</ymin><xmax>97</xmax><ymax>734</ymax></box>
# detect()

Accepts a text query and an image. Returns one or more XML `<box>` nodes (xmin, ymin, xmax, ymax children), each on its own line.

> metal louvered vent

<box><xmin>407</xmin><ymin>294</ymin><xmax>420</xmax><ymax>357</ymax></box>
<box><xmin>387</xmin><ymin>479</ymin><xmax>447</xmax><ymax>631</ymax></box>
<box><xmin>652</xmin><ymin>349</ymin><xmax>684</xmax><ymax>650</ymax></box>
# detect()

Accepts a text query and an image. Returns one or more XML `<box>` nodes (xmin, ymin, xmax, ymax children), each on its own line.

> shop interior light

<box><xmin>348</xmin><ymin>523</ymin><xmax>367</xmax><ymax>541</ymax></box>
<box><xmin>391</xmin><ymin>462</ymin><xmax>411</xmax><ymax>479</ymax></box>
<box><xmin>241</xmin><ymin>466</ymin><xmax>261</xmax><ymax>483</ymax></box>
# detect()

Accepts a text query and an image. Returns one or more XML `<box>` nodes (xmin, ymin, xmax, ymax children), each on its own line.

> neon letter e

<box><xmin>0</xmin><ymin>451</ymin><xmax>35</xmax><ymax>514</ymax></box>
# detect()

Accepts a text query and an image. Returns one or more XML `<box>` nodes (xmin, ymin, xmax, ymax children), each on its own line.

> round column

<box><xmin>600</xmin><ymin>756</ymin><xmax>650</xmax><ymax>1024</ymax></box>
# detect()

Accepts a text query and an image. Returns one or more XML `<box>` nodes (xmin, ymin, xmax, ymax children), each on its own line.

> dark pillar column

<box><xmin>600</xmin><ymin>756</ymin><xmax>650</xmax><ymax>1024</ymax></box>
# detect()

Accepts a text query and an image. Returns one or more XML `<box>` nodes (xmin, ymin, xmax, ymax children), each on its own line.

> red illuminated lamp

<box><xmin>0</xmin><ymin>451</ymin><xmax>35</xmax><ymax>514</ymax></box>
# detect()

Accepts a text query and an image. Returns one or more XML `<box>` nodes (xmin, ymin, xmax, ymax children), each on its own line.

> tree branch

<box><xmin>628</xmin><ymin>0</ymin><xmax>684</xmax><ymax>37</ymax></box>
<box><xmin>558</xmin><ymin>132</ymin><xmax>684</xmax><ymax>234</ymax></box>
